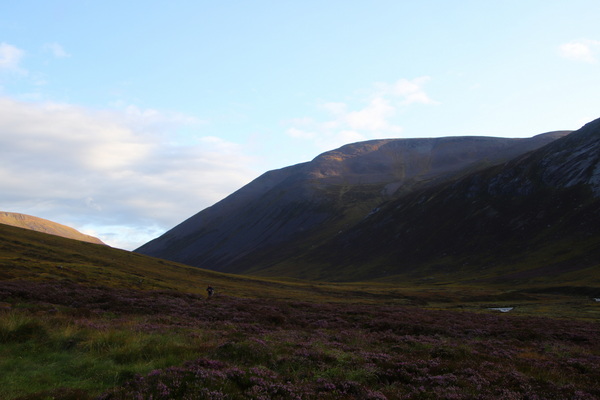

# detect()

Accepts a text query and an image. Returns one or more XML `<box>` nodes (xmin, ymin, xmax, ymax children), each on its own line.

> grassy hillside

<box><xmin>0</xmin><ymin>222</ymin><xmax>343</xmax><ymax>302</ymax></box>
<box><xmin>1</xmin><ymin>222</ymin><xmax>600</xmax><ymax>399</ymax></box>
<box><xmin>2</xmin><ymin>221</ymin><xmax>599</xmax><ymax>314</ymax></box>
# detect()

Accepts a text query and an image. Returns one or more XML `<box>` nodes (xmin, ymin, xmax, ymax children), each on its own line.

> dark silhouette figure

<box><xmin>206</xmin><ymin>285</ymin><xmax>214</xmax><ymax>298</ymax></box>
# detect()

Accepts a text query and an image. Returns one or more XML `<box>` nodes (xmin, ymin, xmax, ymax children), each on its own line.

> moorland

<box><xmin>1</xmin><ymin>222</ymin><xmax>599</xmax><ymax>399</ymax></box>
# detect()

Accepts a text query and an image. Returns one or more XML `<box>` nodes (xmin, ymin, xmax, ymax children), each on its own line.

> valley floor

<box><xmin>1</xmin><ymin>280</ymin><xmax>599</xmax><ymax>399</ymax></box>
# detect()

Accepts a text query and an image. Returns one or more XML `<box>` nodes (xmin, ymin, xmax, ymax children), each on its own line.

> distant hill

<box><xmin>136</xmin><ymin>129</ymin><xmax>573</xmax><ymax>281</ymax></box>
<box><xmin>0</xmin><ymin>212</ymin><xmax>106</xmax><ymax>245</ymax></box>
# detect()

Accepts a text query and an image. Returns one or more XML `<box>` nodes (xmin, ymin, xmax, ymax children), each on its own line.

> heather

<box><xmin>0</xmin><ymin>280</ymin><xmax>599</xmax><ymax>399</ymax></box>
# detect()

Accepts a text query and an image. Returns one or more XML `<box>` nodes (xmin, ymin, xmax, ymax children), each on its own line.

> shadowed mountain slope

<box><xmin>0</xmin><ymin>211</ymin><xmax>105</xmax><ymax>245</ymax></box>
<box><xmin>277</xmin><ymin>118</ymin><xmax>600</xmax><ymax>283</ymax></box>
<box><xmin>136</xmin><ymin>131</ymin><xmax>569</xmax><ymax>276</ymax></box>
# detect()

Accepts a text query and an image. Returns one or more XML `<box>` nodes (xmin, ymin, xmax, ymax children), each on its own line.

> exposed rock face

<box><xmin>0</xmin><ymin>212</ymin><xmax>106</xmax><ymax>245</ymax></box>
<box><xmin>462</xmin><ymin>119</ymin><xmax>600</xmax><ymax>199</ymax></box>
<box><xmin>136</xmin><ymin>130</ymin><xmax>569</xmax><ymax>274</ymax></box>
<box><xmin>538</xmin><ymin>118</ymin><xmax>600</xmax><ymax>195</ymax></box>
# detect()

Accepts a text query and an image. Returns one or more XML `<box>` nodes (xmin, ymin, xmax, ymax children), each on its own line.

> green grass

<box><xmin>0</xmin><ymin>309</ymin><xmax>213</xmax><ymax>399</ymax></box>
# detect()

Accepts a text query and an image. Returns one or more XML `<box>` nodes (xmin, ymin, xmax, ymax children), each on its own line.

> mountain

<box><xmin>287</xmin><ymin>118</ymin><xmax>600</xmax><ymax>283</ymax></box>
<box><xmin>136</xmin><ymin>130</ymin><xmax>571</xmax><ymax>278</ymax></box>
<box><xmin>0</xmin><ymin>212</ymin><xmax>106</xmax><ymax>245</ymax></box>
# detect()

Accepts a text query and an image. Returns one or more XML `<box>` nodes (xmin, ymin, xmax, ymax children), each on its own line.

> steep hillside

<box><xmin>136</xmin><ymin>132</ymin><xmax>568</xmax><ymax>273</ymax></box>
<box><xmin>0</xmin><ymin>211</ymin><xmax>105</xmax><ymax>245</ymax></box>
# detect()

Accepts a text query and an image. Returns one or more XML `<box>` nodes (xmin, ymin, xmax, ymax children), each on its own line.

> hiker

<box><xmin>206</xmin><ymin>285</ymin><xmax>214</xmax><ymax>298</ymax></box>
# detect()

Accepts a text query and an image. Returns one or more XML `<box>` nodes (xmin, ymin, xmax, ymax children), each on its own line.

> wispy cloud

<box><xmin>0</xmin><ymin>98</ymin><xmax>258</xmax><ymax>249</ymax></box>
<box><xmin>43</xmin><ymin>42</ymin><xmax>71</xmax><ymax>58</ymax></box>
<box><xmin>559</xmin><ymin>39</ymin><xmax>600</xmax><ymax>63</ymax></box>
<box><xmin>374</xmin><ymin>77</ymin><xmax>439</xmax><ymax>106</ymax></box>
<box><xmin>0</xmin><ymin>42</ymin><xmax>25</xmax><ymax>72</ymax></box>
<box><xmin>286</xmin><ymin>77</ymin><xmax>438</xmax><ymax>151</ymax></box>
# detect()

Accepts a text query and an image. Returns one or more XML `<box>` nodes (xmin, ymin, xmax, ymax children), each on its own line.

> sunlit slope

<box><xmin>0</xmin><ymin>211</ymin><xmax>105</xmax><ymax>245</ymax></box>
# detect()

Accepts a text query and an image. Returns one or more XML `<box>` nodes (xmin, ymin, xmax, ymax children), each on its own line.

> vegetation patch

<box><xmin>1</xmin><ymin>280</ymin><xmax>599</xmax><ymax>399</ymax></box>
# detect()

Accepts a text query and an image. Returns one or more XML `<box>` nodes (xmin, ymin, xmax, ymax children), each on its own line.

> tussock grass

<box><xmin>0</xmin><ymin>308</ymin><xmax>212</xmax><ymax>399</ymax></box>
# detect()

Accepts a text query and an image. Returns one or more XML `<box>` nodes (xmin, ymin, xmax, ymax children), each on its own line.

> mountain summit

<box><xmin>136</xmin><ymin>129</ymin><xmax>572</xmax><ymax>280</ymax></box>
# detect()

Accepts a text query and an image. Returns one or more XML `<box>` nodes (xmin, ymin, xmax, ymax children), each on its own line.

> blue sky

<box><xmin>1</xmin><ymin>1</ymin><xmax>599</xmax><ymax>249</ymax></box>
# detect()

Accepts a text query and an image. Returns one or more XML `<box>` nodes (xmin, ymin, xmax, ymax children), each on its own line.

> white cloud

<box><xmin>0</xmin><ymin>43</ymin><xmax>25</xmax><ymax>72</ymax></box>
<box><xmin>559</xmin><ymin>39</ymin><xmax>600</xmax><ymax>63</ymax></box>
<box><xmin>0</xmin><ymin>97</ymin><xmax>258</xmax><ymax>249</ymax></box>
<box><xmin>286</xmin><ymin>77</ymin><xmax>437</xmax><ymax>151</ymax></box>
<box><xmin>375</xmin><ymin>77</ymin><xmax>439</xmax><ymax>106</ymax></box>
<box><xmin>43</xmin><ymin>42</ymin><xmax>71</xmax><ymax>58</ymax></box>
<box><xmin>341</xmin><ymin>97</ymin><xmax>397</xmax><ymax>131</ymax></box>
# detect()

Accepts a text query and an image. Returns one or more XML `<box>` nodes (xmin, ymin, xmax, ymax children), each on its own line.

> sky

<box><xmin>1</xmin><ymin>1</ymin><xmax>599</xmax><ymax>250</ymax></box>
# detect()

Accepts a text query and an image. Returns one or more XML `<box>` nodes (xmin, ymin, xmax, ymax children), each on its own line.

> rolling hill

<box><xmin>0</xmin><ymin>211</ymin><xmax>105</xmax><ymax>245</ymax></box>
<box><xmin>0</xmin><ymin>221</ymin><xmax>314</xmax><ymax>300</ymax></box>
<box><xmin>0</xmin><ymin>221</ymin><xmax>430</xmax><ymax>304</ymax></box>
<box><xmin>136</xmin><ymin>130</ymin><xmax>570</xmax><ymax>278</ymax></box>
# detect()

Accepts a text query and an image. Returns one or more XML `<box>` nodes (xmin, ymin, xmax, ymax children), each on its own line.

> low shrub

<box><xmin>0</xmin><ymin>280</ymin><xmax>598</xmax><ymax>399</ymax></box>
